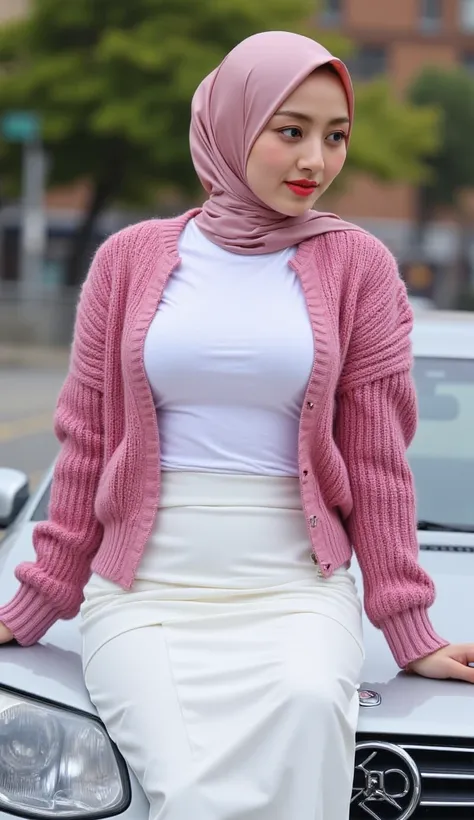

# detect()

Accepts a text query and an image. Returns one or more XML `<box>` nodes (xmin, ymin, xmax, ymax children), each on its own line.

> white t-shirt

<box><xmin>143</xmin><ymin>219</ymin><xmax>314</xmax><ymax>477</ymax></box>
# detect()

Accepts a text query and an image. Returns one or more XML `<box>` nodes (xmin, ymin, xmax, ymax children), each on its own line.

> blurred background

<box><xmin>0</xmin><ymin>0</ymin><xmax>474</xmax><ymax>493</ymax></box>
<box><xmin>1</xmin><ymin>0</ymin><xmax>474</xmax><ymax>348</ymax></box>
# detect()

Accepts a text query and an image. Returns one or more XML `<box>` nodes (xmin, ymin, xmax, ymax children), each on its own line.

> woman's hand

<box><xmin>0</xmin><ymin>622</ymin><xmax>14</xmax><ymax>644</ymax></box>
<box><xmin>407</xmin><ymin>644</ymin><xmax>474</xmax><ymax>683</ymax></box>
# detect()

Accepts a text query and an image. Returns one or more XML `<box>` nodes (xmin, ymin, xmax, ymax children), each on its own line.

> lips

<box><xmin>285</xmin><ymin>180</ymin><xmax>319</xmax><ymax>198</ymax></box>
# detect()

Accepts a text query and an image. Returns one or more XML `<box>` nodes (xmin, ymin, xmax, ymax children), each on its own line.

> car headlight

<box><xmin>0</xmin><ymin>687</ymin><xmax>130</xmax><ymax>817</ymax></box>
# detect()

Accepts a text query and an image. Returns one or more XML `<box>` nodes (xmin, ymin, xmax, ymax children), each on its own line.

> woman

<box><xmin>0</xmin><ymin>30</ymin><xmax>473</xmax><ymax>820</ymax></box>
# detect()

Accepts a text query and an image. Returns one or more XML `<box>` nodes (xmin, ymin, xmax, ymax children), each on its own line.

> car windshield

<box><xmin>31</xmin><ymin>356</ymin><xmax>474</xmax><ymax>530</ymax></box>
<box><xmin>409</xmin><ymin>357</ymin><xmax>474</xmax><ymax>530</ymax></box>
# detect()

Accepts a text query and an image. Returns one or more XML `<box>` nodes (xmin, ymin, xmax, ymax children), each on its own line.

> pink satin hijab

<box><xmin>190</xmin><ymin>30</ymin><xmax>361</xmax><ymax>255</ymax></box>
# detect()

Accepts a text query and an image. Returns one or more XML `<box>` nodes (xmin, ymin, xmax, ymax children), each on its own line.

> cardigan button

<box><xmin>311</xmin><ymin>554</ymin><xmax>323</xmax><ymax>576</ymax></box>
<box><xmin>302</xmin><ymin>469</ymin><xmax>308</xmax><ymax>478</ymax></box>
<box><xmin>307</xmin><ymin>401</ymin><xmax>315</xmax><ymax>410</ymax></box>
<box><xmin>309</xmin><ymin>515</ymin><xmax>318</xmax><ymax>527</ymax></box>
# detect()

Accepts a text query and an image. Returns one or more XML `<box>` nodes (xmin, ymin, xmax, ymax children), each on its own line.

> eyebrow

<box><xmin>274</xmin><ymin>110</ymin><xmax>350</xmax><ymax>126</ymax></box>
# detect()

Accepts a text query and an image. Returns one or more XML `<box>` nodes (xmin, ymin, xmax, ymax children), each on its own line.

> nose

<box><xmin>297</xmin><ymin>138</ymin><xmax>325</xmax><ymax>176</ymax></box>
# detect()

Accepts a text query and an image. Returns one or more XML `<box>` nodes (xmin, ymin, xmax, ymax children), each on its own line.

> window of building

<box><xmin>320</xmin><ymin>0</ymin><xmax>342</xmax><ymax>26</ymax></box>
<box><xmin>420</xmin><ymin>0</ymin><xmax>443</xmax><ymax>33</ymax></box>
<box><xmin>349</xmin><ymin>45</ymin><xmax>387</xmax><ymax>80</ymax></box>
<box><xmin>460</xmin><ymin>0</ymin><xmax>474</xmax><ymax>31</ymax></box>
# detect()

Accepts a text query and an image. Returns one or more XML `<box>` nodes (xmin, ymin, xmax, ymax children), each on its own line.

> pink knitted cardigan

<box><xmin>0</xmin><ymin>209</ymin><xmax>448</xmax><ymax>667</ymax></box>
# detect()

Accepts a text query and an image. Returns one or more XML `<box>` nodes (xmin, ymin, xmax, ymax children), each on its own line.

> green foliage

<box><xmin>0</xmin><ymin>0</ymin><xmax>316</xmax><ymax>204</ymax></box>
<box><xmin>0</xmin><ymin>0</ymin><xmax>439</xmax><ymax>209</ymax></box>
<box><xmin>349</xmin><ymin>79</ymin><xmax>439</xmax><ymax>183</ymax></box>
<box><xmin>409</xmin><ymin>66</ymin><xmax>474</xmax><ymax>203</ymax></box>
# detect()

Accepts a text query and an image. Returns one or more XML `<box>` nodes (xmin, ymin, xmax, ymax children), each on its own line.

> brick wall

<box><xmin>324</xmin><ymin>0</ymin><xmax>473</xmax><ymax>224</ymax></box>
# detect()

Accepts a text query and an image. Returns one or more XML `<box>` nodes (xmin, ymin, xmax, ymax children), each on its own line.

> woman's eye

<box><xmin>327</xmin><ymin>131</ymin><xmax>347</xmax><ymax>144</ymax></box>
<box><xmin>280</xmin><ymin>127</ymin><xmax>303</xmax><ymax>139</ymax></box>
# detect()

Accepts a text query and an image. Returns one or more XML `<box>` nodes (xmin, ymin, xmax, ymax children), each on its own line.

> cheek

<box><xmin>251</xmin><ymin>137</ymin><xmax>288</xmax><ymax>174</ymax></box>
<box><xmin>326</xmin><ymin>147</ymin><xmax>347</xmax><ymax>179</ymax></box>
<box><xmin>261</xmin><ymin>143</ymin><xmax>287</xmax><ymax>170</ymax></box>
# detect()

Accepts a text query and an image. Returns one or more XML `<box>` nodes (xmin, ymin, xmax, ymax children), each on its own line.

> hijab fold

<box><xmin>190</xmin><ymin>31</ymin><xmax>360</xmax><ymax>255</ymax></box>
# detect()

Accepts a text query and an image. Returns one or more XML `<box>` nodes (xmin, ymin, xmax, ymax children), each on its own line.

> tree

<box><xmin>408</xmin><ymin>67</ymin><xmax>474</xmax><ymax>307</ymax></box>
<box><xmin>346</xmin><ymin>79</ymin><xmax>438</xmax><ymax>183</ymax></box>
<box><xmin>0</xmin><ymin>0</ymin><xmax>439</xmax><ymax>286</ymax></box>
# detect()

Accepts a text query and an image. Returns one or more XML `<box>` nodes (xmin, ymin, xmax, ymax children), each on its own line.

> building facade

<box><xmin>318</xmin><ymin>0</ymin><xmax>474</xmax><ymax>264</ymax></box>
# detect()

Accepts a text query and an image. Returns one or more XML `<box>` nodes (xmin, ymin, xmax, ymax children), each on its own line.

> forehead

<box><xmin>279</xmin><ymin>71</ymin><xmax>349</xmax><ymax>117</ymax></box>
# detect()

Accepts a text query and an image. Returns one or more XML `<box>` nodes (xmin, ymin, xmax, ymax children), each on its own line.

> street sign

<box><xmin>1</xmin><ymin>111</ymin><xmax>41</xmax><ymax>143</ymax></box>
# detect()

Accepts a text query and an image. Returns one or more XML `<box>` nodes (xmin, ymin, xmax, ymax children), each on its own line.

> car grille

<box><xmin>352</xmin><ymin>734</ymin><xmax>474</xmax><ymax>819</ymax></box>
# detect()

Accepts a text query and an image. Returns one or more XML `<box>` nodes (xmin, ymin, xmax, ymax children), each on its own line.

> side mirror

<box><xmin>0</xmin><ymin>468</ymin><xmax>29</xmax><ymax>528</ymax></box>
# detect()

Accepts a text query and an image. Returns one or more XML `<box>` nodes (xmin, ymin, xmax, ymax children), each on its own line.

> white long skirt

<box><xmin>81</xmin><ymin>471</ymin><xmax>364</xmax><ymax>820</ymax></box>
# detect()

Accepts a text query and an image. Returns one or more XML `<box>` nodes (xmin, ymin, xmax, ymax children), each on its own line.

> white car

<box><xmin>0</xmin><ymin>311</ymin><xmax>474</xmax><ymax>820</ymax></box>
<box><xmin>408</xmin><ymin>295</ymin><xmax>436</xmax><ymax>314</ymax></box>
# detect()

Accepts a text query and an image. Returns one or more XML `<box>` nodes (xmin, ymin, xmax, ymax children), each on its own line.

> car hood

<box><xmin>1</xmin><ymin>525</ymin><xmax>474</xmax><ymax>732</ymax></box>
<box><xmin>354</xmin><ymin>532</ymin><xmax>474</xmax><ymax>737</ymax></box>
<box><xmin>0</xmin><ymin>523</ymin><xmax>93</xmax><ymax>714</ymax></box>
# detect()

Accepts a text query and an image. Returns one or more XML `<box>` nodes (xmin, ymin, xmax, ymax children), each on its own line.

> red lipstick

<box><xmin>285</xmin><ymin>179</ymin><xmax>319</xmax><ymax>197</ymax></box>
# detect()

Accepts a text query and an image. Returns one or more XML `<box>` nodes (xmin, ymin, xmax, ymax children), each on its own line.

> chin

<box><xmin>284</xmin><ymin>202</ymin><xmax>316</xmax><ymax>217</ymax></box>
<box><xmin>271</xmin><ymin>198</ymin><xmax>316</xmax><ymax>218</ymax></box>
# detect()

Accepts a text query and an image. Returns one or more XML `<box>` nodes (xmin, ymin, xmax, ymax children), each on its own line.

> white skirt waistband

<box><xmin>134</xmin><ymin>469</ymin><xmax>314</xmax><ymax>587</ymax></box>
<box><xmin>158</xmin><ymin>469</ymin><xmax>304</xmax><ymax>509</ymax></box>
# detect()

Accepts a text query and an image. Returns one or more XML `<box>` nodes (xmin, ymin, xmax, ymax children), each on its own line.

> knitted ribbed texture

<box><xmin>0</xmin><ymin>210</ymin><xmax>448</xmax><ymax>666</ymax></box>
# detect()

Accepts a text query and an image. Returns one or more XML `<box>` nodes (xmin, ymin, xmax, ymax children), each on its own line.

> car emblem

<box><xmin>351</xmin><ymin>741</ymin><xmax>421</xmax><ymax>820</ymax></box>
<box><xmin>359</xmin><ymin>689</ymin><xmax>382</xmax><ymax>707</ymax></box>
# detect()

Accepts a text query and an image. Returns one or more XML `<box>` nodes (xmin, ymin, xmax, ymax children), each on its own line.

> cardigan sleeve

<box><xmin>0</xmin><ymin>240</ymin><xmax>113</xmax><ymax>646</ymax></box>
<box><xmin>335</xmin><ymin>239</ymin><xmax>449</xmax><ymax>668</ymax></box>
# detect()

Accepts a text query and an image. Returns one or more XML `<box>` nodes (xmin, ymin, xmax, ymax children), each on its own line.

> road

<box><xmin>0</xmin><ymin>365</ymin><xmax>67</xmax><ymax>492</ymax></box>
